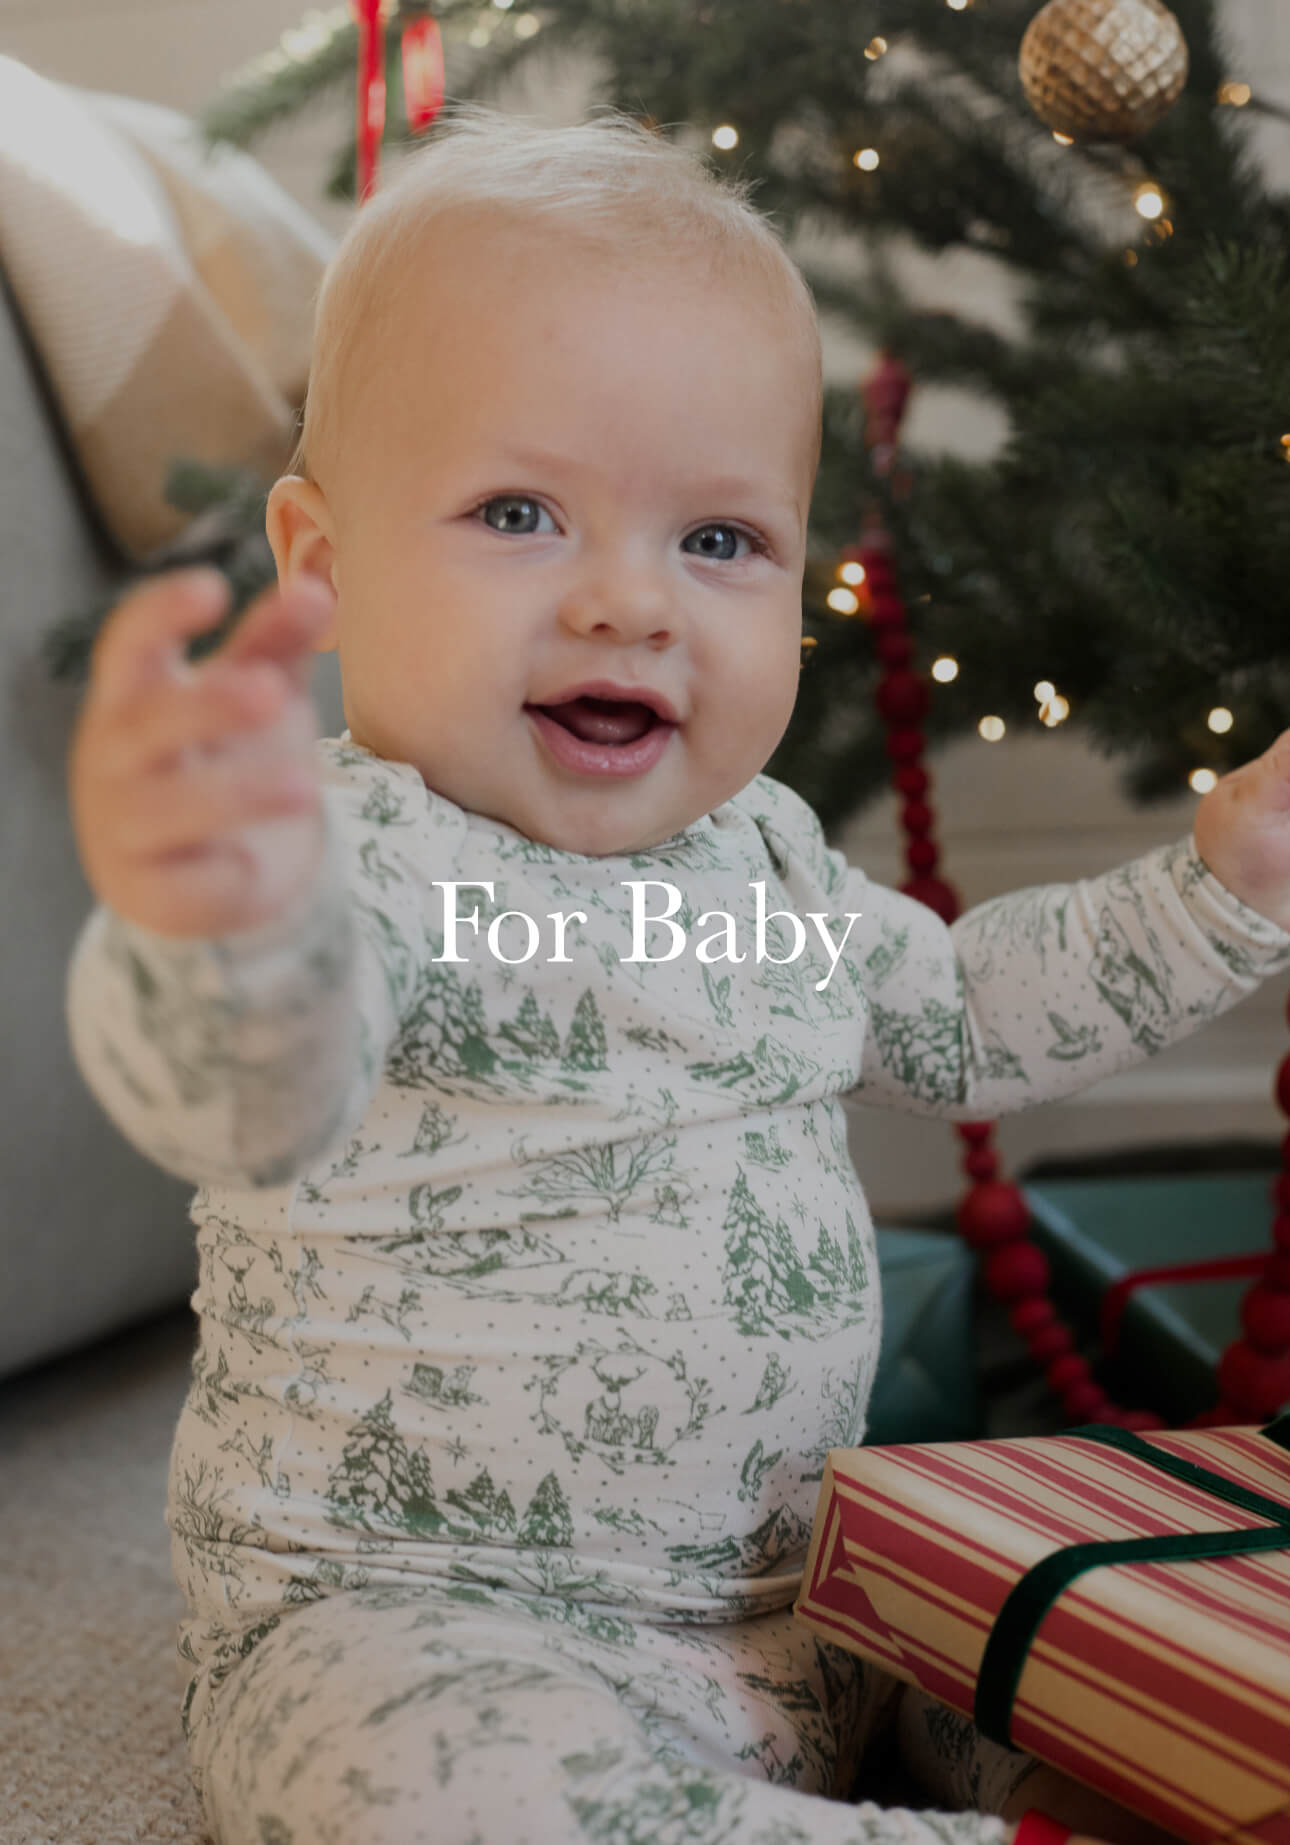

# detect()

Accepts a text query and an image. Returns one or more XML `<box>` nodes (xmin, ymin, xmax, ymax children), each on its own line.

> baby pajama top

<box><xmin>67</xmin><ymin>735</ymin><xmax>1290</xmax><ymax>1837</ymax></box>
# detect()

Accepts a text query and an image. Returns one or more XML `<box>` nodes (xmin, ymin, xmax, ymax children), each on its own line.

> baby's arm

<box><xmin>843</xmin><ymin>835</ymin><xmax>1290</xmax><ymax>1119</ymax></box>
<box><xmin>65</xmin><ymin>570</ymin><xmax>422</xmax><ymax>1188</ymax></box>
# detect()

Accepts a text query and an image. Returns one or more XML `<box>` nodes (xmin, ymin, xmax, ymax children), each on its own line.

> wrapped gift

<box><xmin>868</xmin><ymin>1228</ymin><xmax>982</xmax><ymax>1447</ymax></box>
<box><xmin>795</xmin><ymin>1418</ymin><xmax>1290</xmax><ymax>1844</ymax></box>
<box><xmin>1023</xmin><ymin>1173</ymin><xmax>1275</xmax><ymax>1423</ymax></box>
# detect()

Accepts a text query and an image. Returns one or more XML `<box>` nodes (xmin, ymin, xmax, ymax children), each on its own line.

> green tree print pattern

<box><xmin>65</xmin><ymin>736</ymin><xmax>1290</xmax><ymax>1843</ymax></box>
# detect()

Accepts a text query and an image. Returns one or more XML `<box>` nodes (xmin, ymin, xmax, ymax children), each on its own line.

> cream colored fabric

<box><xmin>0</xmin><ymin>57</ymin><xmax>334</xmax><ymax>560</ymax></box>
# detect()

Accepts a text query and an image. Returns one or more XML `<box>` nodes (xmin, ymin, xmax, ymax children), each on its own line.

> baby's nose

<box><xmin>558</xmin><ymin>557</ymin><xmax>678</xmax><ymax>644</ymax></box>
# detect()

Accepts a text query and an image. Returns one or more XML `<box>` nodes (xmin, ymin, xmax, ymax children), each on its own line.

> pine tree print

<box><xmin>499</xmin><ymin>989</ymin><xmax>561</xmax><ymax>1060</ymax></box>
<box><xmin>326</xmin><ymin>1390</ymin><xmax>446</xmax><ymax>1539</ymax></box>
<box><xmin>389</xmin><ymin>965</ymin><xmax>500</xmax><ymax>1089</ymax></box>
<box><xmin>721</xmin><ymin>1168</ymin><xmax>818</xmax><ymax>1337</ymax></box>
<box><xmin>561</xmin><ymin>990</ymin><xmax>608</xmax><ymax>1074</ymax></box>
<box><xmin>866</xmin><ymin>995</ymin><xmax>966</xmax><ymax>1105</ymax></box>
<box><xmin>805</xmin><ymin>1211</ymin><xmax>868</xmax><ymax>1308</ymax></box>
<box><xmin>517</xmin><ymin>1471</ymin><xmax>574</xmax><ymax>1547</ymax></box>
<box><xmin>443</xmin><ymin>1467</ymin><xmax>517</xmax><ymax>1538</ymax></box>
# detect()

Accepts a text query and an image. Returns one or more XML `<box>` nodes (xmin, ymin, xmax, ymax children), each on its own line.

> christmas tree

<box><xmin>140</xmin><ymin>0</ymin><xmax>1290</xmax><ymax>829</ymax></box>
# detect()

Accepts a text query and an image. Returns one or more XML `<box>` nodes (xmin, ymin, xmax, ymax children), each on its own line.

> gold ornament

<box><xmin>1019</xmin><ymin>0</ymin><xmax>1188</xmax><ymax>143</ymax></box>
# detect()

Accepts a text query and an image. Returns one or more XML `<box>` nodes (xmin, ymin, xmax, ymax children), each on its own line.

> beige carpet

<box><xmin>0</xmin><ymin>1310</ymin><xmax>211</xmax><ymax>1845</ymax></box>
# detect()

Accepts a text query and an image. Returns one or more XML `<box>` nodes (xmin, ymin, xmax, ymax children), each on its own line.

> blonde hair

<box><xmin>292</xmin><ymin>101</ymin><xmax>822</xmax><ymax>484</ymax></box>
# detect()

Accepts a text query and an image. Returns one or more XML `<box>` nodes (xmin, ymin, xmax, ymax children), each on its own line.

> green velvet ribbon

<box><xmin>973</xmin><ymin>1413</ymin><xmax>1290</xmax><ymax>1746</ymax></box>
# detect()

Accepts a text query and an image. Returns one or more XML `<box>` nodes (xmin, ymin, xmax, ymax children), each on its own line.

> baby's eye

<box><xmin>682</xmin><ymin>524</ymin><xmax>762</xmax><ymax>563</ymax></box>
<box><xmin>476</xmin><ymin>495</ymin><xmax>558</xmax><ymax>536</ymax></box>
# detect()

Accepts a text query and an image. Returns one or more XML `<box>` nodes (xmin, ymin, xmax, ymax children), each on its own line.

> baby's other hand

<box><xmin>1193</xmin><ymin>729</ymin><xmax>1290</xmax><ymax>933</ymax></box>
<box><xmin>69</xmin><ymin>568</ymin><xmax>335</xmax><ymax>940</ymax></box>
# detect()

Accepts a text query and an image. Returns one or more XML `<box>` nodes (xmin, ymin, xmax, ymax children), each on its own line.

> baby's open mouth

<box><xmin>530</xmin><ymin>696</ymin><xmax>661</xmax><ymax>746</ymax></box>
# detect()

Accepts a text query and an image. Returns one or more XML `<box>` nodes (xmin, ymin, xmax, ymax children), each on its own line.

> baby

<box><xmin>66</xmin><ymin>104</ymin><xmax>1290</xmax><ymax>1845</ymax></box>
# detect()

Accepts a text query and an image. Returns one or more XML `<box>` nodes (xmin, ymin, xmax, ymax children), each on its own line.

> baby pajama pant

<box><xmin>188</xmin><ymin>1581</ymin><xmax>1028</xmax><ymax>1845</ymax></box>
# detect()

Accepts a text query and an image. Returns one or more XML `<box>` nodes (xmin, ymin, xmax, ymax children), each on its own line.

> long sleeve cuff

<box><xmin>66</xmin><ymin>814</ymin><xmax>364</xmax><ymax>1190</ymax></box>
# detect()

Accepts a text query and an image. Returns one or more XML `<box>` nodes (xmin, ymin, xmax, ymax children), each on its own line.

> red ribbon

<box><xmin>402</xmin><ymin>12</ymin><xmax>444</xmax><ymax>134</ymax></box>
<box><xmin>1100</xmin><ymin>1253</ymin><xmax>1269</xmax><ymax>1355</ymax></box>
<box><xmin>352</xmin><ymin>0</ymin><xmax>386</xmax><ymax>202</ymax></box>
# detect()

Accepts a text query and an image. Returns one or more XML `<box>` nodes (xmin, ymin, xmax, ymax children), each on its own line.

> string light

<box><xmin>1033</xmin><ymin>680</ymin><xmax>1055</xmax><ymax>703</ymax></box>
<box><xmin>493</xmin><ymin>0</ymin><xmax>514</xmax><ymax>9</ymax></box>
<box><xmin>1281</xmin><ymin>434</ymin><xmax>1290</xmax><ymax>462</ymax></box>
<box><xmin>1218</xmin><ymin>81</ymin><xmax>1252</xmax><ymax>106</ymax></box>
<box><xmin>826</xmin><ymin>587</ymin><xmax>862</xmax><ymax>615</ymax></box>
<box><xmin>838</xmin><ymin>561</ymin><xmax>867</xmax><ymax>586</ymax></box>
<box><xmin>978</xmin><ymin>716</ymin><xmax>1006</xmax><ymax>742</ymax></box>
<box><xmin>1189</xmin><ymin>768</ymin><xmax>1218</xmax><ymax>794</ymax></box>
<box><xmin>712</xmin><ymin>125</ymin><xmax>739</xmax><ymax>150</ymax></box>
<box><xmin>1134</xmin><ymin>183</ymin><xmax>1165</xmax><ymax>221</ymax></box>
<box><xmin>1039</xmin><ymin>696</ymin><xmax>1070</xmax><ymax>727</ymax></box>
<box><xmin>947</xmin><ymin>0</ymin><xmax>969</xmax><ymax>11</ymax></box>
<box><xmin>932</xmin><ymin>656</ymin><xmax>959</xmax><ymax>683</ymax></box>
<box><xmin>1207</xmin><ymin>707</ymin><xmax>1234</xmax><ymax>734</ymax></box>
<box><xmin>1052</xmin><ymin>132</ymin><xmax>1074</xmax><ymax>145</ymax></box>
<box><xmin>513</xmin><ymin>13</ymin><xmax>541</xmax><ymax>35</ymax></box>
<box><xmin>865</xmin><ymin>36</ymin><xmax>888</xmax><ymax>59</ymax></box>
<box><xmin>853</xmin><ymin>148</ymin><xmax>881</xmax><ymax>171</ymax></box>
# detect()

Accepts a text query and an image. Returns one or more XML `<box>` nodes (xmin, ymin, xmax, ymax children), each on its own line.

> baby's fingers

<box><xmin>100</xmin><ymin>661</ymin><xmax>292</xmax><ymax>783</ymax></box>
<box><xmin>88</xmin><ymin>568</ymin><xmax>231</xmax><ymax>712</ymax></box>
<box><xmin>111</xmin><ymin>750</ymin><xmax>320</xmax><ymax>859</ymax></box>
<box><xmin>217</xmin><ymin>573</ymin><xmax>336</xmax><ymax>694</ymax></box>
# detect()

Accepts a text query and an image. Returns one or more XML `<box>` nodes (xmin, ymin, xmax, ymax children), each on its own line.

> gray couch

<box><xmin>0</xmin><ymin>265</ymin><xmax>342</xmax><ymax>1382</ymax></box>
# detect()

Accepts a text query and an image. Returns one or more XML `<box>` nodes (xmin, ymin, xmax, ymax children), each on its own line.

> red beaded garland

<box><xmin>984</xmin><ymin>1243</ymin><xmax>1051</xmax><ymax>1302</ymax></box>
<box><xmin>957</xmin><ymin>1181</ymin><xmax>1030</xmax><ymax>1245</ymax></box>
<box><xmin>1047</xmin><ymin>1353</ymin><xmax>1092</xmax><ymax>1394</ymax></box>
<box><xmin>1063</xmin><ymin>1382</ymin><xmax>1108</xmax><ymax>1422</ymax></box>
<box><xmin>885</xmin><ymin>727</ymin><xmax>926</xmax><ymax>762</ymax></box>
<box><xmin>1028</xmin><ymin>1324</ymin><xmax>1075</xmax><ymax>1363</ymax></box>
<box><xmin>900</xmin><ymin>876</ymin><xmax>959</xmax><ymax>924</ymax></box>
<box><xmin>876</xmin><ymin>672</ymin><xmax>932</xmax><ymax>726</ymax></box>
<box><xmin>1218</xmin><ymin>1341</ymin><xmax>1290</xmax><ymax>1421</ymax></box>
<box><xmin>876</xmin><ymin>632</ymin><xmax>914</xmax><ymax>669</ymax></box>
<box><xmin>1010</xmin><ymin>1299</ymin><xmax>1056</xmax><ymax>1335</ymax></box>
<box><xmin>851</xmin><ymin>349</ymin><xmax>1290</xmax><ymax>1434</ymax></box>
<box><xmin>1240</xmin><ymin>1284</ymin><xmax>1290</xmax><ymax>1351</ymax></box>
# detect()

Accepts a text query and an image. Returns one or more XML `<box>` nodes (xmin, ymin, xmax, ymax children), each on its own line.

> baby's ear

<box><xmin>266</xmin><ymin>476</ymin><xmax>340</xmax><ymax>652</ymax></box>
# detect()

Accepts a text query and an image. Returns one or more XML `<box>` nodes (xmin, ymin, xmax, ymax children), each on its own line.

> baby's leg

<box><xmin>191</xmin><ymin>1587</ymin><xmax>1017</xmax><ymax>1845</ymax></box>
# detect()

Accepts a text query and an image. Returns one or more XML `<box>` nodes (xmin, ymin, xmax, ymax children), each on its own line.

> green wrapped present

<box><xmin>1023</xmin><ymin>1172</ymin><xmax>1275</xmax><ymax>1424</ymax></box>
<box><xmin>867</xmin><ymin>1227</ymin><xmax>981</xmax><ymax>1445</ymax></box>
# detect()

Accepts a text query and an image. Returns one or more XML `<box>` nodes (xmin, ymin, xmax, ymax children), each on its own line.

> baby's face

<box><xmin>306</xmin><ymin>220</ymin><xmax>815</xmax><ymax>856</ymax></box>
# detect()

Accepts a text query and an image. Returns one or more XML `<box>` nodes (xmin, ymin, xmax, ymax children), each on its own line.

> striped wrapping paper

<box><xmin>794</xmin><ymin>1427</ymin><xmax>1290</xmax><ymax>1845</ymax></box>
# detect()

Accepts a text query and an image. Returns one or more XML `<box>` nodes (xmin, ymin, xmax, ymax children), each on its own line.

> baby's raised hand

<box><xmin>69</xmin><ymin>568</ymin><xmax>335</xmax><ymax>940</ymax></box>
<box><xmin>1193</xmin><ymin>732</ymin><xmax>1290</xmax><ymax>934</ymax></box>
